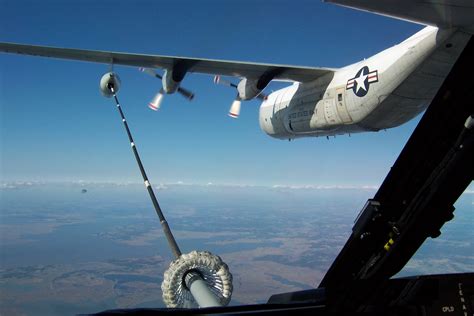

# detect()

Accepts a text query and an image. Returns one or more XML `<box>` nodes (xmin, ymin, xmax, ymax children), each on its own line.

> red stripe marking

<box><xmin>148</xmin><ymin>103</ymin><xmax>158</xmax><ymax>111</ymax></box>
<box><xmin>228</xmin><ymin>112</ymin><xmax>239</xmax><ymax>118</ymax></box>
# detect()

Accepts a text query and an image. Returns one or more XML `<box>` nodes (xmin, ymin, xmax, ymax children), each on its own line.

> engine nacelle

<box><xmin>237</xmin><ymin>78</ymin><xmax>262</xmax><ymax>100</ymax></box>
<box><xmin>162</xmin><ymin>70</ymin><xmax>179</xmax><ymax>94</ymax></box>
<box><xmin>100</xmin><ymin>72</ymin><xmax>121</xmax><ymax>97</ymax></box>
<box><xmin>162</xmin><ymin>68</ymin><xmax>188</xmax><ymax>94</ymax></box>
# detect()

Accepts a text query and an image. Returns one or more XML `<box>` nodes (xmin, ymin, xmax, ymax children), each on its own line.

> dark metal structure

<box><xmin>317</xmin><ymin>35</ymin><xmax>474</xmax><ymax>312</ymax></box>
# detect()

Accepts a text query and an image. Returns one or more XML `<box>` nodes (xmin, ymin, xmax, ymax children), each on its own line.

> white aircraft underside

<box><xmin>1</xmin><ymin>0</ymin><xmax>473</xmax><ymax>140</ymax></box>
<box><xmin>260</xmin><ymin>26</ymin><xmax>471</xmax><ymax>139</ymax></box>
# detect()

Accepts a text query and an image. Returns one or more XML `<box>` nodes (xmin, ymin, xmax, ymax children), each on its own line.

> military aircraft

<box><xmin>1</xmin><ymin>1</ymin><xmax>473</xmax><ymax>141</ymax></box>
<box><xmin>98</xmin><ymin>23</ymin><xmax>474</xmax><ymax>313</ymax></box>
<box><xmin>93</xmin><ymin>1</ymin><xmax>474</xmax><ymax>310</ymax></box>
<box><xmin>1</xmin><ymin>1</ymin><xmax>473</xmax><ymax>314</ymax></box>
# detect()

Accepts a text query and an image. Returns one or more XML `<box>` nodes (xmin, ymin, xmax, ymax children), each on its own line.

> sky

<box><xmin>0</xmin><ymin>0</ymin><xmax>428</xmax><ymax>186</ymax></box>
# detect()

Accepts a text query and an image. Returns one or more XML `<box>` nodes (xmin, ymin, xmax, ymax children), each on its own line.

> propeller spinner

<box><xmin>228</xmin><ymin>96</ymin><xmax>242</xmax><ymax>119</ymax></box>
<box><xmin>149</xmin><ymin>88</ymin><xmax>165</xmax><ymax>111</ymax></box>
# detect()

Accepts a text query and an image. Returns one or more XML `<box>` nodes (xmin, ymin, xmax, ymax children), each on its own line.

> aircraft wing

<box><xmin>0</xmin><ymin>42</ymin><xmax>335</xmax><ymax>83</ymax></box>
<box><xmin>325</xmin><ymin>0</ymin><xmax>474</xmax><ymax>32</ymax></box>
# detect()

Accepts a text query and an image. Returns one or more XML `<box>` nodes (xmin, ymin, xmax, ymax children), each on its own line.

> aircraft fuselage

<box><xmin>259</xmin><ymin>26</ymin><xmax>470</xmax><ymax>139</ymax></box>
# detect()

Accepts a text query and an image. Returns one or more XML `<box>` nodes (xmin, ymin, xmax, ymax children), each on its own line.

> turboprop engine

<box><xmin>214</xmin><ymin>76</ymin><xmax>269</xmax><ymax>118</ymax></box>
<box><xmin>140</xmin><ymin>67</ymin><xmax>194</xmax><ymax>111</ymax></box>
<box><xmin>236</xmin><ymin>78</ymin><xmax>262</xmax><ymax>100</ymax></box>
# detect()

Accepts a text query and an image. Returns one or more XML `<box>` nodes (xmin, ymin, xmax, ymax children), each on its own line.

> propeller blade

<box><xmin>139</xmin><ymin>67</ymin><xmax>162</xmax><ymax>79</ymax></box>
<box><xmin>177</xmin><ymin>86</ymin><xmax>195</xmax><ymax>101</ymax></box>
<box><xmin>148</xmin><ymin>89</ymin><xmax>165</xmax><ymax>111</ymax></box>
<box><xmin>214</xmin><ymin>75</ymin><xmax>237</xmax><ymax>88</ymax></box>
<box><xmin>228</xmin><ymin>96</ymin><xmax>241</xmax><ymax>119</ymax></box>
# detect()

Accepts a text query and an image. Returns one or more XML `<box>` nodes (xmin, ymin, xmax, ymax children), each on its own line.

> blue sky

<box><xmin>0</xmin><ymin>0</ymin><xmax>426</xmax><ymax>186</ymax></box>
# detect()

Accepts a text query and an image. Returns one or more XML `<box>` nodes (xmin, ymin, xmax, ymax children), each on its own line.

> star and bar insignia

<box><xmin>346</xmin><ymin>66</ymin><xmax>378</xmax><ymax>97</ymax></box>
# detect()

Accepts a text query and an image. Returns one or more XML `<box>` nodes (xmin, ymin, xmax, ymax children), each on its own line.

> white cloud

<box><xmin>0</xmin><ymin>180</ymin><xmax>382</xmax><ymax>191</ymax></box>
<box><xmin>154</xmin><ymin>183</ymin><xmax>168</xmax><ymax>190</ymax></box>
<box><xmin>271</xmin><ymin>184</ymin><xmax>379</xmax><ymax>190</ymax></box>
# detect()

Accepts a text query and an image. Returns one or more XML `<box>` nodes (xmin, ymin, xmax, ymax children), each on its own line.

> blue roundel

<box><xmin>354</xmin><ymin>67</ymin><xmax>369</xmax><ymax>97</ymax></box>
<box><xmin>346</xmin><ymin>66</ymin><xmax>379</xmax><ymax>97</ymax></box>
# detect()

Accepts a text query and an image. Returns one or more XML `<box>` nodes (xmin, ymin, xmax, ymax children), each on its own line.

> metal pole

<box><xmin>185</xmin><ymin>272</ymin><xmax>222</xmax><ymax>307</ymax></box>
<box><xmin>108</xmin><ymin>82</ymin><xmax>223</xmax><ymax>307</ymax></box>
<box><xmin>110</xmin><ymin>85</ymin><xmax>182</xmax><ymax>259</ymax></box>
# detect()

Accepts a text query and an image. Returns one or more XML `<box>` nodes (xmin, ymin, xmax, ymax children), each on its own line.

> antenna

<box><xmin>100</xmin><ymin>72</ymin><xmax>232</xmax><ymax>308</ymax></box>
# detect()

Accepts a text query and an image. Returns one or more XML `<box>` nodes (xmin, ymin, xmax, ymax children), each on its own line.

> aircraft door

<box><xmin>335</xmin><ymin>87</ymin><xmax>352</xmax><ymax>123</ymax></box>
<box><xmin>274</xmin><ymin>90</ymin><xmax>294</xmax><ymax>134</ymax></box>
<box><xmin>273</xmin><ymin>92</ymin><xmax>285</xmax><ymax>118</ymax></box>
<box><xmin>272</xmin><ymin>91</ymin><xmax>292</xmax><ymax>135</ymax></box>
<box><xmin>323</xmin><ymin>98</ymin><xmax>342</xmax><ymax>125</ymax></box>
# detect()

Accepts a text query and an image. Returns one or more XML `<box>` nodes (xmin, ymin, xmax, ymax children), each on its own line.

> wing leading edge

<box><xmin>0</xmin><ymin>42</ymin><xmax>335</xmax><ymax>83</ymax></box>
<box><xmin>325</xmin><ymin>0</ymin><xmax>474</xmax><ymax>33</ymax></box>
